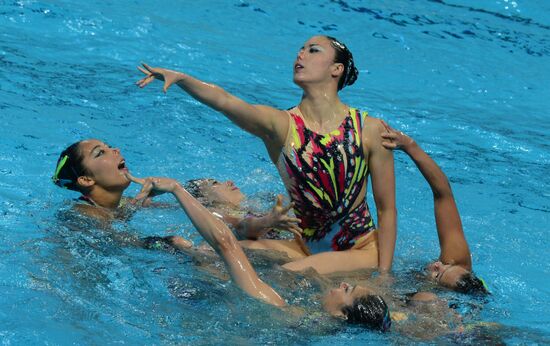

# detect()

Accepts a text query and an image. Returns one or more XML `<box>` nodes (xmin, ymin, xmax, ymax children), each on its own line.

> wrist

<box><xmin>172</xmin><ymin>182</ymin><xmax>184</xmax><ymax>194</ymax></box>
<box><xmin>402</xmin><ymin>139</ymin><xmax>418</xmax><ymax>153</ymax></box>
<box><xmin>174</xmin><ymin>72</ymin><xmax>188</xmax><ymax>84</ymax></box>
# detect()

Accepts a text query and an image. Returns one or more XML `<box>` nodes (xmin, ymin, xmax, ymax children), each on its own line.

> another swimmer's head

<box><xmin>52</xmin><ymin>140</ymin><xmax>89</xmax><ymax>192</ymax></box>
<box><xmin>427</xmin><ymin>261</ymin><xmax>489</xmax><ymax>295</ymax></box>
<box><xmin>52</xmin><ymin>139</ymin><xmax>130</xmax><ymax>194</ymax></box>
<box><xmin>342</xmin><ymin>294</ymin><xmax>391</xmax><ymax>332</ymax></box>
<box><xmin>455</xmin><ymin>273</ymin><xmax>489</xmax><ymax>295</ymax></box>
<box><xmin>325</xmin><ymin>36</ymin><xmax>359</xmax><ymax>90</ymax></box>
<box><xmin>184</xmin><ymin>178</ymin><xmax>244</xmax><ymax>207</ymax></box>
<box><xmin>323</xmin><ymin>282</ymin><xmax>391</xmax><ymax>332</ymax></box>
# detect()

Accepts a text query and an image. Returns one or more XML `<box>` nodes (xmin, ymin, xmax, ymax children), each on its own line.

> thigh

<box><xmin>282</xmin><ymin>246</ymin><xmax>378</xmax><ymax>275</ymax></box>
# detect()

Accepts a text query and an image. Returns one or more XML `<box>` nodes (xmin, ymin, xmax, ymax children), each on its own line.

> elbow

<box><xmin>432</xmin><ymin>177</ymin><xmax>454</xmax><ymax>200</ymax></box>
<box><xmin>215</xmin><ymin>230</ymin><xmax>240</xmax><ymax>253</ymax></box>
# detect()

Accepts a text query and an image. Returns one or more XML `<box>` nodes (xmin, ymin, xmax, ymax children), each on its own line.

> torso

<box><xmin>275</xmin><ymin>107</ymin><xmax>376</xmax><ymax>253</ymax></box>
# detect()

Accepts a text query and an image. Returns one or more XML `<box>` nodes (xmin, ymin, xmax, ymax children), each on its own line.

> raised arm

<box><xmin>136</xmin><ymin>63</ymin><xmax>288</xmax><ymax>143</ymax></box>
<box><xmin>363</xmin><ymin>118</ymin><xmax>397</xmax><ymax>273</ymax></box>
<box><xmin>380</xmin><ymin>122</ymin><xmax>471</xmax><ymax>269</ymax></box>
<box><xmin>127</xmin><ymin>173</ymin><xmax>286</xmax><ymax>306</ymax></box>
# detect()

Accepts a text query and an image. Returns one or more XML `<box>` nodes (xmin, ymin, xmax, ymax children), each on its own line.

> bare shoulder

<box><xmin>362</xmin><ymin>116</ymin><xmax>385</xmax><ymax>151</ymax></box>
<box><xmin>253</xmin><ymin>104</ymin><xmax>289</xmax><ymax>118</ymax></box>
<box><xmin>74</xmin><ymin>204</ymin><xmax>112</xmax><ymax>220</ymax></box>
<box><xmin>254</xmin><ymin>105</ymin><xmax>290</xmax><ymax>143</ymax></box>
<box><xmin>362</xmin><ymin>116</ymin><xmax>385</xmax><ymax>135</ymax></box>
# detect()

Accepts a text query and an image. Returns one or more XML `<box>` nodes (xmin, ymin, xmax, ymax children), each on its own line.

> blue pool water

<box><xmin>1</xmin><ymin>0</ymin><xmax>549</xmax><ymax>344</ymax></box>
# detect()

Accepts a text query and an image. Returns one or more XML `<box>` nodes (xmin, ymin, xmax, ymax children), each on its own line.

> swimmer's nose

<box><xmin>339</xmin><ymin>282</ymin><xmax>349</xmax><ymax>290</ymax></box>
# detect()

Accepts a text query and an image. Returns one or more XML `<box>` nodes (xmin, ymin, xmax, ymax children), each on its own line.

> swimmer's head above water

<box><xmin>294</xmin><ymin>36</ymin><xmax>358</xmax><ymax>92</ymax></box>
<box><xmin>184</xmin><ymin>178</ymin><xmax>244</xmax><ymax>207</ymax></box>
<box><xmin>427</xmin><ymin>261</ymin><xmax>489</xmax><ymax>295</ymax></box>
<box><xmin>323</xmin><ymin>282</ymin><xmax>391</xmax><ymax>332</ymax></box>
<box><xmin>52</xmin><ymin>139</ymin><xmax>130</xmax><ymax>196</ymax></box>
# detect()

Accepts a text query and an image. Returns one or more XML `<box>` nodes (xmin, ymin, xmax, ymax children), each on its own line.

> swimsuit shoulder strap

<box><xmin>286</xmin><ymin>109</ymin><xmax>307</xmax><ymax>149</ymax></box>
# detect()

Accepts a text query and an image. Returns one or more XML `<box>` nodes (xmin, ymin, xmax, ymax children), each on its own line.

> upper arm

<box><xmin>363</xmin><ymin>118</ymin><xmax>395</xmax><ymax>211</ymax></box>
<box><xmin>219</xmin><ymin>95</ymin><xmax>288</xmax><ymax>142</ymax></box>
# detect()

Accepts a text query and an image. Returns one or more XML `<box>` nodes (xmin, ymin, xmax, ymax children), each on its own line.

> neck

<box><xmin>86</xmin><ymin>188</ymin><xmax>124</xmax><ymax>210</ymax></box>
<box><xmin>298</xmin><ymin>85</ymin><xmax>346</xmax><ymax>124</ymax></box>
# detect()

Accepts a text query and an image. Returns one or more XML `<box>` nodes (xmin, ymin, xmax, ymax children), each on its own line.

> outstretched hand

<box><xmin>136</xmin><ymin>63</ymin><xmax>184</xmax><ymax>93</ymax></box>
<box><xmin>125</xmin><ymin>172</ymin><xmax>181</xmax><ymax>204</ymax></box>
<box><xmin>266</xmin><ymin>195</ymin><xmax>303</xmax><ymax>238</ymax></box>
<box><xmin>380</xmin><ymin>120</ymin><xmax>415</xmax><ymax>151</ymax></box>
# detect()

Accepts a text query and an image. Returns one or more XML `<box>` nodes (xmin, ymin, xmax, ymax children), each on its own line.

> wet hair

<box><xmin>52</xmin><ymin>141</ymin><xmax>90</xmax><ymax>193</ymax></box>
<box><xmin>325</xmin><ymin>36</ymin><xmax>359</xmax><ymax>90</ymax></box>
<box><xmin>455</xmin><ymin>273</ymin><xmax>490</xmax><ymax>295</ymax></box>
<box><xmin>342</xmin><ymin>295</ymin><xmax>391</xmax><ymax>332</ymax></box>
<box><xmin>184</xmin><ymin>178</ymin><xmax>216</xmax><ymax>205</ymax></box>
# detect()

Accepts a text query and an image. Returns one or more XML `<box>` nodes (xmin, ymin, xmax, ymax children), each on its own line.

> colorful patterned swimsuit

<box><xmin>276</xmin><ymin>108</ymin><xmax>376</xmax><ymax>253</ymax></box>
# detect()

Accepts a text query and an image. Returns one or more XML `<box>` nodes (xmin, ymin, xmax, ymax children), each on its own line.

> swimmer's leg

<box><xmin>282</xmin><ymin>247</ymin><xmax>378</xmax><ymax>275</ymax></box>
<box><xmin>239</xmin><ymin>239</ymin><xmax>308</xmax><ymax>260</ymax></box>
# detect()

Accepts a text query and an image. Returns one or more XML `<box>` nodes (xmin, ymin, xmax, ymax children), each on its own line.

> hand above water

<box><xmin>125</xmin><ymin>172</ymin><xmax>182</xmax><ymax>204</ymax></box>
<box><xmin>380</xmin><ymin>120</ymin><xmax>415</xmax><ymax>152</ymax></box>
<box><xmin>265</xmin><ymin>195</ymin><xmax>302</xmax><ymax>237</ymax></box>
<box><xmin>136</xmin><ymin>63</ymin><xmax>185</xmax><ymax>93</ymax></box>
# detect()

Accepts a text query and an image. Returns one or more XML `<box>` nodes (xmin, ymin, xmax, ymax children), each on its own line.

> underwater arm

<box><xmin>136</xmin><ymin>63</ymin><xmax>288</xmax><ymax>141</ymax></box>
<box><xmin>380</xmin><ymin>122</ymin><xmax>471</xmax><ymax>269</ymax></box>
<box><xmin>364</xmin><ymin>118</ymin><xmax>397</xmax><ymax>273</ymax></box>
<box><xmin>127</xmin><ymin>173</ymin><xmax>287</xmax><ymax>306</ymax></box>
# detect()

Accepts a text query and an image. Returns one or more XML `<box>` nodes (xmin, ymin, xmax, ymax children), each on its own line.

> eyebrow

<box><xmin>300</xmin><ymin>43</ymin><xmax>322</xmax><ymax>50</ymax></box>
<box><xmin>89</xmin><ymin>145</ymin><xmax>102</xmax><ymax>155</ymax></box>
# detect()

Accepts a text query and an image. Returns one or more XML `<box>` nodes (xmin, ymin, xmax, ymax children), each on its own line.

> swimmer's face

<box><xmin>200</xmin><ymin>180</ymin><xmax>244</xmax><ymax>207</ymax></box>
<box><xmin>322</xmin><ymin>282</ymin><xmax>374</xmax><ymax>317</ymax></box>
<box><xmin>77</xmin><ymin>139</ymin><xmax>130</xmax><ymax>191</ymax></box>
<box><xmin>294</xmin><ymin>35</ymin><xmax>342</xmax><ymax>89</ymax></box>
<box><xmin>427</xmin><ymin>261</ymin><xmax>469</xmax><ymax>289</ymax></box>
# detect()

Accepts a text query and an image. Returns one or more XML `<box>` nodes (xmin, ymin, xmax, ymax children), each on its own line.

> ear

<box><xmin>77</xmin><ymin>175</ymin><xmax>95</xmax><ymax>188</ymax></box>
<box><xmin>331</xmin><ymin>62</ymin><xmax>344</xmax><ymax>79</ymax></box>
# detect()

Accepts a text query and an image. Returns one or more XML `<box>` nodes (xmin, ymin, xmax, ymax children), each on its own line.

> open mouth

<box><xmin>118</xmin><ymin>159</ymin><xmax>127</xmax><ymax>171</ymax></box>
<box><xmin>294</xmin><ymin>63</ymin><xmax>304</xmax><ymax>71</ymax></box>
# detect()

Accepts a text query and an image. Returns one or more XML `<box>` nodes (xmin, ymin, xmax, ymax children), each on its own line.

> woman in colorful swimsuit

<box><xmin>138</xmin><ymin>35</ymin><xmax>396</xmax><ymax>274</ymax></box>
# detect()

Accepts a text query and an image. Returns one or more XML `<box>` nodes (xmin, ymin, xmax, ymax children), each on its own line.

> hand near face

<box><xmin>136</xmin><ymin>63</ymin><xmax>185</xmax><ymax>93</ymax></box>
<box><xmin>125</xmin><ymin>172</ymin><xmax>181</xmax><ymax>204</ymax></box>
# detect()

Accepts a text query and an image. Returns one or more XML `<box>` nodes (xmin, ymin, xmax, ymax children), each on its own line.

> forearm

<box><xmin>172</xmin><ymin>185</ymin><xmax>234</xmax><ymax>249</ymax></box>
<box><xmin>174</xmin><ymin>73</ymin><xmax>232</xmax><ymax>112</ymax></box>
<box><xmin>377</xmin><ymin>208</ymin><xmax>397</xmax><ymax>272</ymax></box>
<box><xmin>403</xmin><ymin>143</ymin><xmax>452</xmax><ymax>198</ymax></box>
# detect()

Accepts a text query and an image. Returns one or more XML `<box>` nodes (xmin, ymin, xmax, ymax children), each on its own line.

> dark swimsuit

<box><xmin>276</xmin><ymin>108</ymin><xmax>376</xmax><ymax>253</ymax></box>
